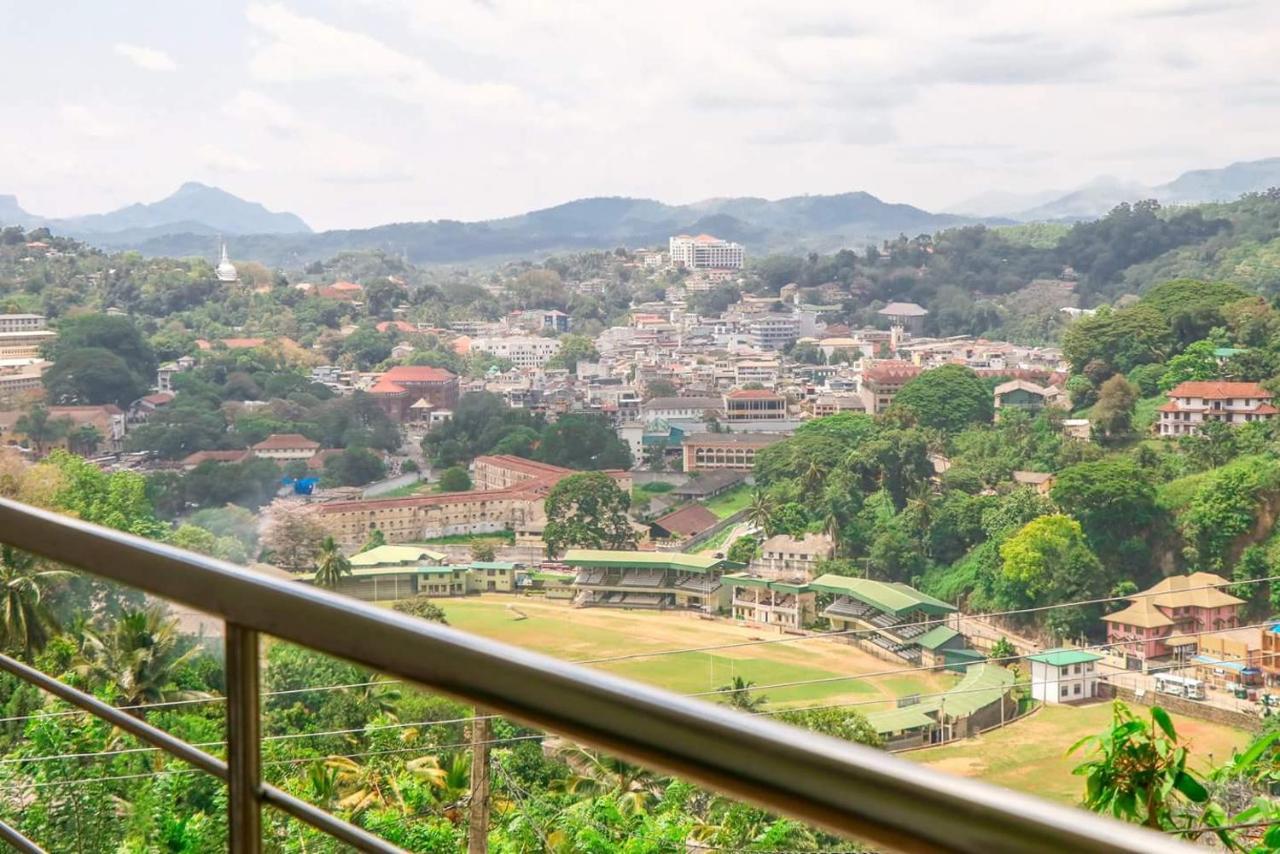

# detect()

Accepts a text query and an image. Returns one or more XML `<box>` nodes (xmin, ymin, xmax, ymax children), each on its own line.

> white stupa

<box><xmin>216</xmin><ymin>240</ymin><xmax>239</xmax><ymax>283</ymax></box>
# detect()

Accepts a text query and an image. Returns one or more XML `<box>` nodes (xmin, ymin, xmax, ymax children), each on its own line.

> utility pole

<box><xmin>468</xmin><ymin>712</ymin><xmax>491</xmax><ymax>854</ymax></box>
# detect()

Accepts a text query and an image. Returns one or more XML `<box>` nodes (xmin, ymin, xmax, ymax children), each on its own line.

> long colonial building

<box><xmin>319</xmin><ymin>455</ymin><xmax>630</xmax><ymax>545</ymax></box>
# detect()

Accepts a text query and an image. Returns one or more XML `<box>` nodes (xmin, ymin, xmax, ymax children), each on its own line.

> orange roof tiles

<box><xmin>1167</xmin><ymin>381</ymin><xmax>1271</xmax><ymax>399</ymax></box>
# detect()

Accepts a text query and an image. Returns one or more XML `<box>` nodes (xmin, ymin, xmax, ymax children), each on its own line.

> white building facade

<box><xmin>1027</xmin><ymin>650</ymin><xmax>1102</xmax><ymax>704</ymax></box>
<box><xmin>669</xmin><ymin>235</ymin><xmax>745</xmax><ymax>269</ymax></box>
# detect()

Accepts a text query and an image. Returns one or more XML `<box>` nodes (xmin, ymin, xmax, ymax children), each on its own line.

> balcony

<box><xmin>0</xmin><ymin>497</ymin><xmax>1182</xmax><ymax>852</ymax></box>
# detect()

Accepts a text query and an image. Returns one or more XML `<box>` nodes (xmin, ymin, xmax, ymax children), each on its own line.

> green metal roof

<box><xmin>561</xmin><ymin>549</ymin><xmax>743</xmax><ymax>574</ymax></box>
<box><xmin>349</xmin><ymin>545</ymin><xmax>447</xmax><ymax>567</ymax></box>
<box><xmin>295</xmin><ymin>565</ymin><xmax>461</xmax><ymax>582</ymax></box>
<box><xmin>864</xmin><ymin>706</ymin><xmax>935</xmax><ymax>734</ymax></box>
<box><xmin>916</xmin><ymin>625</ymin><xmax>961</xmax><ymax>651</ymax></box>
<box><xmin>467</xmin><ymin>561</ymin><xmax>517</xmax><ymax>571</ymax></box>
<box><xmin>1026</xmin><ymin>648</ymin><xmax>1104</xmax><ymax>667</ymax></box>
<box><xmin>866</xmin><ymin>664</ymin><xmax>1014</xmax><ymax>734</ymax></box>
<box><xmin>808</xmin><ymin>575</ymin><xmax>956</xmax><ymax>617</ymax></box>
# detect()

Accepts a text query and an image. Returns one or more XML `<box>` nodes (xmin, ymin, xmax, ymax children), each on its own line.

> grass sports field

<box><xmin>436</xmin><ymin>596</ymin><xmax>1253</xmax><ymax>802</ymax></box>
<box><xmin>438</xmin><ymin>596</ymin><xmax>955</xmax><ymax>709</ymax></box>
<box><xmin>914</xmin><ymin>700</ymin><xmax>1252</xmax><ymax>803</ymax></box>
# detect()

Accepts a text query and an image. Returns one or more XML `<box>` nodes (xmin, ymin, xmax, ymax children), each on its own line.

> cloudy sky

<box><xmin>2</xmin><ymin>0</ymin><xmax>1278</xmax><ymax>230</ymax></box>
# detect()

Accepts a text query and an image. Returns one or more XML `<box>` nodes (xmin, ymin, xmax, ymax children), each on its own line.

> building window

<box><xmin>1060</xmin><ymin>685</ymin><xmax>1069</xmax><ymax>698</ymax></box>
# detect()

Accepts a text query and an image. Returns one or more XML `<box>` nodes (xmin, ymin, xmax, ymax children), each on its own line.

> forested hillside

<box><xmin>745</xmin><ymin>277</ymin><xmax>1280</xmax><ymax>644</ymax></box>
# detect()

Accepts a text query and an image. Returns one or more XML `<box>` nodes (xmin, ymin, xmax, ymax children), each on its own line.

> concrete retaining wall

<box><xmin>1101</xmin><ymin>682</ymin><xmax>1262</xmax><ymax>732</ymax></box>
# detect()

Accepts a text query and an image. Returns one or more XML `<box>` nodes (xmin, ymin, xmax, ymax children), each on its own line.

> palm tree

<box><xmin>745</xmin><ymin>491</ymin><xmax>774</xmax><ymax>535</ymax></box>
<box><xmin>718</xmin><ymin>676</ymin><xmax>767</xmax><ymax>712</ymax></box>
<box><xmin>314</xmin><ymin>536</ymin><xmax>352</xmax><ymax>590</ymax></box>
<box><xmin>552</xmin><ymin>747</ymin><xmax>661</xmax><ymax>816</ymax></box>
<box><xmin>0</xmin><ymin>546</ymin><xmax>69</xmax><ymax>661</ymax></box>
<box><xmin>821</xmin><ymin>506</ymin><xmax>845</xmax><ymax>555</ymax></box>
<box><xmin>72</xmin><ymin>605</ymin><xmax>209</xmax><ymax>712</ymax></box>
<box><xmin>801</xmin><ymin>460</ymin><xmax>826</xmax><ymax>495</ymax></box>
<box><xmin>326</xmin><ymin>755</ymin><xmax>405</xmax><ymax>817</ymax></box>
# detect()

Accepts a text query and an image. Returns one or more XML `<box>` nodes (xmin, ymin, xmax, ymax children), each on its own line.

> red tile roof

<box><xmin>862</xmin><ymin>361</ymin><xmax>922</xmax><ymax>384</ymax></box>
<box><xmin>651</xmin><ymin>504</ymin><xmax>719</xmax><ymax>537</ymax></box>
<box><xmin>182</xmin><ymin>449</ymin><xmax>251</xmax><ymax>466</ymax></box>
<box><xmin>380</xmin><ymin>365</ymin><xmax>457</xmax><ymax>383</ymax></box>
<box><xmin>376</xmin><ymin>321</ymin><xmax>416</xmax><ymax>333</ymax></box>
<box><xmin>1167</xmin><ymin>381</ymin><xmax>1272</xmax><ymax>400</ymax></box>
<box><xmin>252</xmin><ymin>433</ymin><xmax>320</xmax><ymax>451</ymax></box>
<box><xmin>726</xmin><ymin>389</ymin><xmax>785</xmax><ymax>400</ymax></box>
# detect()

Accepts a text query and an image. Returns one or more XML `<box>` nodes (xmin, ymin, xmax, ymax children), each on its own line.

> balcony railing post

<box><xmin>226</xmin><ymin>623</ymin><xmax>262</xmax><ymax>853</ymax></box>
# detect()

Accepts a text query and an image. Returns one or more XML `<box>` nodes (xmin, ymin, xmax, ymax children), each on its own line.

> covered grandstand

<box><xmin>811</xmin><ymin>575</ymin><xmax>965</xmax><ymax>667</ymax></box>
<box><xmin>563</xmin><ymin>549</ymin><xmax>746</xmax><ymax>611</ymax></box>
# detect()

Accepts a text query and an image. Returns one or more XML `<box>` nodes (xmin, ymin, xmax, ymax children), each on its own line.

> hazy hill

<box><xmin>59</xmin><ymin>182</ymin><xmax>311</xmax><ymax>237</ymax></box>
<box><xmin>1156</xmin><ymin>157</ymin><xmax>1280</xmax><ymax>205</ymax></box>
<box><xmin>1006</xmin><ymin>157</ymin><xmax>1280</xmax><ymax>222</ymax></box>
<box><xmin>124</xmin><ymin>191</ymin><xmax>992</xmax><ymax>266</ymax></box>
<box><xmin>0</xmin><ymin>182</ymin><xmax>311</xmax><ymax>239</ymax></box>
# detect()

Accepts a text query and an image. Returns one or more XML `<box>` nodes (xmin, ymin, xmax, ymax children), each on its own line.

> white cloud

<box><xmin>196</xmin><ymin>144</ymin><xmax>260</xmax><ymax>173</ymax></box>
<box><xmin>245</xmin><ymin>3</ymin><xmax>521</xmax><ymax>108</ymax></box>
<box><xmin>58</xmin><ymin>104</ymin><xmax>122</xmax><ymax>139</ymax></box>
<box><xmin>113</xmin><ymin>43</ymin><xmax>177</xmax><ymax>72</ymax></box>
<box><xmin>222</xmin><ymin>89</ymin><xmax>299</xmax><ymax>134</ymax></box>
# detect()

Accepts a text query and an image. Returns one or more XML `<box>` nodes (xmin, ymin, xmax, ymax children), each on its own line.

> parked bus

<box><xmin>1154</xmin><ymin>673</ymin><xmax>1206</xmax><ymax>700</ymax></box>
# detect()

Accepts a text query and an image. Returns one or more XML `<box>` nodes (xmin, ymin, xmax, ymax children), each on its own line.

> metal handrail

<box><xmin>0</xmin><ymin>498</ymin><xmax>1191</xmax><ymax>852</ymax></box>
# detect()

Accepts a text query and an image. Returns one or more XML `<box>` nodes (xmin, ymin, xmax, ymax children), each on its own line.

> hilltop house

<box><xmin>1157</xmin><ymin>381</ymin><xmax>1276</xmax><ymax>437</ymax></box>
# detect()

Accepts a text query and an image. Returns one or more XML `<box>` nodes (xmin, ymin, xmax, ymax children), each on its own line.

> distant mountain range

<box><xmin>1</xmin><ymin>182</ymin><xmax>311</xmax><ymax>240</ymax></box>
<box><xmin>4</xmin><ymin>156</ymin><xmax>1280</xmax><ymax>266</ymax></box>
<box><xmin>950</xmin><ymin>157</ymin><xmax>1280</xmax><ymax>222</ymax></box>
<box><xmin>63</xmin><ymin>191</ymin><xmax>1001</xmax><ymax>267</ymax></box>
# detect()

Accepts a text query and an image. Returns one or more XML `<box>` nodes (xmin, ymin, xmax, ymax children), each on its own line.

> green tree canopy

<box><xmin>542</xmin><ymin>472</ymin><xmax>637</xmax><ymax>557</ymax></box>
<box><xmin>892</xmin><ymin>365</ymin><xmax>993</xmax><ymax>433</ymax></box>
<box><xmin>437</xmin><ymin>466</ymin><xmax>472</xmax><ymax>492</ymax></box>
<box><xmin>44</xmin><ymin>347</ymin><xmax>149</xmax><ymax>407</ymax></box>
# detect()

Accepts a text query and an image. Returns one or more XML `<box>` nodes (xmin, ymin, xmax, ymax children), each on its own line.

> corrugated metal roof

<box><xmin>809</xmin><ymin>575</ymin><xmax>955</xmax><ymax>617</ymax></box>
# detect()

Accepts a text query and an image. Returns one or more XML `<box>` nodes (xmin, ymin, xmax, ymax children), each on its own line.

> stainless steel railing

<box><xmin>0</xmin><ymin>497</ymin><xmax>1190</xmax><ymax>852</ymax></box>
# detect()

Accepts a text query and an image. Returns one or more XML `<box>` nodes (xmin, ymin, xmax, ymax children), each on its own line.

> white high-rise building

<box><xmin>669</xmin><ymin>234</ymin><xmax>745</xmax><ymax>269</ymax></box>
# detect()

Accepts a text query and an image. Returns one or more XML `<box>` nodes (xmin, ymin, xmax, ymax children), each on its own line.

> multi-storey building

<box><xmin>745</xmin><ymin>314</ymin><xmax>800</xmax><ymax>351</ymax></box>
<box><xmin>753</xmin><ymin>533</ymin><xmax>834</xmax><ymax>578</ymax></box>
<box><xmin>0</xmin><ymin>314</ymin><xmax>46</xmax><ymax>334</ymax></box>
<box><xmin>681</xmin><ymin>433</ymin><xmax>785</xmax><ymax>471</ymax></box>
<box><xmin>723</xmin><ymin>389</ymin><xmax>787</xmax><ymax>421</ymax></box>
<box><xmin>0</xmin><ymin>360</ymin><xmax>47</xmax><ymax>404</ymax></box>
<box><xmin>368</xmin><ymin>365</ymin><xmax>460</xmax><ymax>422</ymax></box>
<box><xmin>1102</xmin><ymin>572</ymin><xmax>1244</xmax><ymax>666</ymax></box>
<box><xmin>469</xmin><ymin>335</ymin><xmax>561</xmax><ymax>369</ymax></box>
<box><xmin>0</xmin><ymin>329</ymin><xmax>56</xmax><ymax>359</ymax></box>
<box><xmin>641</xmin><ymin>396</ymin><xmax>723</xmax><ymax>422</ymax></box>
<box><xmin>727</xmin><ymin>574</ymin><xmax>816</xmax><ymax>629</ymax></box>
<box><xmin>1157</xmin><ymin>381</ymin><xmax>1276</xmax><ymax>437</ymax></box>
<box><xmin>811</xmin><ymin>393</ymin><xmax>865</xmax><ymax>417</ymax></box>
<box><xmin>668</xmin><ymin>234</ymin><xmax>745</xmax><ymax>269</ymax></box>
<box><xmin>319</xmin><ymin>455</ymin><xmax>630</xmax><ymax>545</ymax></box>
<box><xmin>859</xmin><ymin>361</ymin><xmax>922</xmax><ymax>414</ymax></box>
